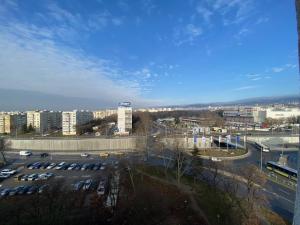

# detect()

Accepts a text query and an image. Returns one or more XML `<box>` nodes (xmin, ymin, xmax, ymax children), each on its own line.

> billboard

<box><xmin>118</xmin><ymin>102</ymin><xmax>131</xmax><ymax>107</ymax></box>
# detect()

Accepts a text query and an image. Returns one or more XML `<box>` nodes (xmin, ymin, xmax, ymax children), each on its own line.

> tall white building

<box><xmin>26</xmin><ymin>110</ymin><xmax>62</xmax><ymax>133</ymax></box>
<box><xmin>62</xmin><ymin>110</ymin><xmax>93</xmax><ymax>135</ymax></box>
<box><xmin>0</xmin><ymin>112</ymin><xmax>26</xmax><ymax>134</ymax></box>
<box><xmin>117</xmin><ymin>102</ymin><xmax>132</xmax><ymax>134</ymax></box>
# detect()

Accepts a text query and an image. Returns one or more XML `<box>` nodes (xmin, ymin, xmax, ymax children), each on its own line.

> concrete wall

<box><xmin>247</xmin><ymin>136</ymin><xmax>299</xmax><ymax>146</ymax></box>
<box><xmin>3</xmin><ymin>137</ymin><xmax>146</xmax><ymax>151</ymax></box>
<box><xmin>163</xmin><ymin>137</ymin><xmax>212</xmax><ymax>149</ymax></box>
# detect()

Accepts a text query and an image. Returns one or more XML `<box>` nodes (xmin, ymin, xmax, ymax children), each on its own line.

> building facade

<box><xmin>62</xmin><ymin>110</ymin><xmax>93</xmax><ymax>135</ymax></box>
<box><xmin>266</xmin><ymin>107</ymin><xmax>300</xmax><ymax>119</ymax></box>
<box><xmin>117</xmin><ymin>102</ymin><xmax>132</xmax><ymax>134</ymax></box>
<box><xmin>27</xmin><ymin>110</ymin><xmax>62</xmax><ymax>133</ymax></box>
<box><xmin>93</xmin><ymin>109</ymin><xmax>117</xmax><ymax>120</ymax></box>
<box><xmin>0</xmin><ymin>112</ymin><xmax>26</xmax><ymax>134</ymax></box>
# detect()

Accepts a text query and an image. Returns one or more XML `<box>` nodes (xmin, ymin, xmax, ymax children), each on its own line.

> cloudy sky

<box><xmin>0</xmin><ymin>0</ymin><xmax>298</xmax><ymax>109</ymax></box>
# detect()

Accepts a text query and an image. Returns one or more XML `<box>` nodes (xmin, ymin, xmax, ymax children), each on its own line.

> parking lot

<box><xmin>0</xmin><ymin>152</ymin><xmax>122</xmax><ymax>198</ymax></box>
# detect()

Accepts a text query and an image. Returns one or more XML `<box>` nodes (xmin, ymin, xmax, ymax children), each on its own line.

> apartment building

<box><xmin>117</xmin><ymin>102</ymin><xmax>132</xmax><ymax>134</ymax></box>
<box><xmin>26</xmin><ymin>110</ymin><xmax>62</xmax><ymax>133</ymax></box>
<box><xmin>62</xmin><ymin>110</ymin><xmax>93</xmax><ymax>135</ymax></box>
<box><xmin>93</xmin><ymin>109</ymin><xmax>117</xmax><ymax>120</ymax></box>
<box><xmin>0</xmin><ymin>112</ymin><xmax>26</xmax><ymax>134</ymax></box>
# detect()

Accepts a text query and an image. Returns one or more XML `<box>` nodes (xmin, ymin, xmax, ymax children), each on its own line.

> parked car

<box><xmin>67</xmin><ymin>163</ymin><xmax>77</xmax><ymax>170</ymax></box>
<box><xmin>80</xmin><ymin>153</ymin><xmax>89</xmax><ymax>157</ymax></box>
<box><xmin>74</xmin><ymin>164</ymin><xmax>81</xmax><ymax>170</ymax></box>
<box><xmin>55</xmin><ymin>162</ymin><xmax>66</xmax><ymax>170</ymax></box>
<box><xmin>72</xmin><ymin>181</ymin><xmax>84</xmax><ymax>191</ymax></box>
<box><xmin>26</xmin><ymin>186</ymin><xmax>38</xmax><ymax>195</ymax></box>
<box><xmin>18</xmin><ymin>186</ymin><xmax>30</xmax><ymax>195</ymax></box>
<box><xmin>0</xmin><ymin>173</ymin><xmax>11</xmax><ymax>180</ymax></box>
<box><xmin>92</xmin><ymin>163</ymin><xmax>101</xmax><ymax>170</ymax></box>
<box><xmin>9</xmin><ymin>186</ymin><xmax>24</xmax><ymax>196</ymax></box>
<box><xmin>0</xmin><ymin>188</ymin><xmax>11</xmax><ymax>197</ymax></box>
<box><xmin>100</xmin><ymin>166</ymin><xmax>105</xmax><ymax>170</ymax></box>
<box><xmin>21</xmin><ymin>174</ymin><xmax>30</xmax><ymax>181</ymax></box>
<box><xmin>28</xmin><ymin>174</ymin><xmax>38</xmax><ymax>181</ymax></box>
<box><xmin>28</xmin><ymin>162</ymin><xmax>42</xmax><ymax>170</ymax></box>
<box><xmin>40</xmin><ymin>153</ymin><xmax>49</xmax><ymax>158</ymax></box>
<box><xmin>83</xmin><ymin>179</ymin><xmax>92</xmax><ymax>191</ymax></box>
<box><xmin>81</xmin><ymin>164</ymin><xmax>89</xmax><ymax>171</ymax></box>
<box><xmin>46</xmin><ymin>163</ymin><xmax>56</xmax><ymax>170</ymax></box>
<box><xmin>19</xmin><ymin>151</ymin><xmax>32</xmax><ymax>156</ymax></box>
<box><xmin>41</xmin><ymin>162</ymin><xmax>50</xmax><ymax>169</ymax></box>
<box><xmin>1</xmin><ymin>169</ymin><xmax>17</xmax><ymax>175</ymax></box>
<box><xmin>38</xmin><ymin>184</ymin><xmax>49</xmax><ymax>194</ymax></box>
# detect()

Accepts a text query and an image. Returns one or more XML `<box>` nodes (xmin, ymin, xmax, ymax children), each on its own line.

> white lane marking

<box><xmin>81</xmin><ymin>175</ymin><xmax>91</xmax><ymax>178</ymax></box>
<box><xmin>55</xmin><ymin>175</ymin><xmax>64</xmax><ymax>178</ymax></box>
<box><xmin>278</xmin><ymin>188</ymin><xmax>290</xmax><ymax>196</ymax></box>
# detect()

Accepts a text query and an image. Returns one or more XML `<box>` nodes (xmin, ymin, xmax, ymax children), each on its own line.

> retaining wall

<box><xmin>3</xmin><ymin>137</ymin><xmax>146</xmax><ymax>151</ymax></box>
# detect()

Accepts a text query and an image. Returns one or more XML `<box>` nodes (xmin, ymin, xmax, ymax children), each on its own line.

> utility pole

<box><xmin>260</xmin><ymin>145</ymin><xmax>263</xmax><ymax>171</ymax></box>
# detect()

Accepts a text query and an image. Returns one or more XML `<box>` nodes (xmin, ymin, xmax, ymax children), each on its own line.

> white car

<box><xmin>83</xmin><ymin>179</ymin><xmax>92</xmax><ymax>191</ymax></box>
<box><xmin>67</xmin><ymin>163</ymin><xmax>77</xmax><ymax>170</ymax></box>
<box><xmin>46</xmin><ymin>163</ymin><xmax>56</xmax><ymax>170</ymax></box>
<box><xmin>1</xmin><ymin>169</ymin><xmax>17</xmax><ymax>175</ymax></box>
<box><xmin>80</xmin><ymin>153</ymin><xmax>89</xmax><ymax>157</ymax></box>
<box><xmin>211</xmin><ymin>157</ymin><xmax>222</xmax><ymax>162</ymax></box>
<box><xmin>19</xmin><ymin>151</ymin><xmax>32</xmax><ymax>156</ymax></box>
<box><xmin>55</xmin><ymin>162</ymin><xmax>66</xmax><ymax>170</ymax></box>
<box><xmin>28</xmin><ymin>174</ymin><xmax>38</xmax><ymax>181</ymax></box>
<box><xmin>100</xmin><ymin>166</ymin><xmax>105</xmax><ymax>170</ymax></box>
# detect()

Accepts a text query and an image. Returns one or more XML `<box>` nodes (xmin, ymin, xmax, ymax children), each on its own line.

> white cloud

<box><xmin>234</xmin><ymin>85</ymin><xmax>258</xmax><ymax>91</ymax></box>
<box><xmin>173</xmin><ymin>24</ymin><xmax>203</xmax><ymax>46</ymax></box>
<box><xmin>272</xmin><ymin>67</ymin><xmax>284</xmax><ymax>73</ymax></box>
<box><xmin>196</xmin><ymin>5</ymin><xmax>213</xmax><ymax>24</ymax></box>
<box><xmin>112</xmin><ymin>18</ymin><xmax>123</xmax><ymax>26</ymax></box>
<box><xmin>256</xmin><ymin>17</ymin><xmax>269</xmax><ymax>25</ymax></box>
<box><xmin>0</xmin><ymin>21</ymin><xmax>160</xmax><ymax>106</ymax></box>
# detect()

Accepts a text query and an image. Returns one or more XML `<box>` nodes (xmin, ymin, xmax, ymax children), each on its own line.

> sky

<box><xmin>0</xmin><ymin>0</ymin><xmax>298</xmax><ymax>109</ymax></box>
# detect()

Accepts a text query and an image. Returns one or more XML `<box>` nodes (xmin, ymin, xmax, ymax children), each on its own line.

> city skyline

<box><xmin>0</xmin><ymin>0</ymin><xmax>298</xmax><ymax>108</ymax></box>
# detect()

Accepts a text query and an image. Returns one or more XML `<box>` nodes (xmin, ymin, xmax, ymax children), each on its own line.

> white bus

<box><xmin>254</xmin><ymin>142</ymin><xmax>270</xmax><ymax>152</ymax></box>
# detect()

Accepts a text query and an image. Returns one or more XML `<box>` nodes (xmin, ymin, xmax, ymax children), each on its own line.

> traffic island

<box><xmin>192</xmin><ymin>148</ymin><xmax>249</xmax><ymax>160</ymax></box>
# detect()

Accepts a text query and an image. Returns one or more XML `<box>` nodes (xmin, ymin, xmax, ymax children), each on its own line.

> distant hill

<box><xmin>181</xmin><ymin>95</ymin><xmax>299</xmax><ymax>108</ymax></box>
<box><xmin>0</xmin><ymin>88</ymin><xmax>117</xmax><ymax>111</ymax></box>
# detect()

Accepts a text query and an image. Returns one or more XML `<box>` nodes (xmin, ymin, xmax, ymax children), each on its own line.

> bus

<box><xmin>266</xmin><ymin>161</ymin><xmax>297</xmax><ymax>182</ymax></box>
<box><xmin>254</xmin><ymin>142</ymin><xmax>270</xmax><ymax>152</ymax></box>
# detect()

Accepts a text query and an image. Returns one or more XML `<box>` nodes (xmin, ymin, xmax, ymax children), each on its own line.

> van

<box><xmin>19</xmin><ymin>151</ymin><xmax>32</xmax><ymax>156</ymax></box>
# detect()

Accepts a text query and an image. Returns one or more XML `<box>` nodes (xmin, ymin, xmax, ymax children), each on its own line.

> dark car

<box><xmin>27</xmin><ymin>186</ymin><xmax>38</xmax><ymax>195</ymax></box>
<box><xmin>87</xmin><ymin>163</ymin><xmax>94</xmax><ymax>170</ymax></box>
<box><xmin>40</xmin><ymin>153</ymin><xmax>49</xmax><ymax>158</ymax></box>
<box><xmin>18</xmin><ymin>186</ymin><xmax>30</xmax><ymax>195</ymax></box>
<box><xmin>74</xmin><ymin>164</ymin><xmax>81</xmax><ymax>170</ymax></box>
<box><xmin>41</xmin><ymin>162</ymin><xmax>50</xmax><ymax>169</ymax></box>
<box><xmin>92</xmin><ymin>163</ymin><xmax>101</xmax><ymax>170</ymax></box>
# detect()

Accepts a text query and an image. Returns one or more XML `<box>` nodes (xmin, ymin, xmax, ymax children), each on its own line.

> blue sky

<box><xmin>0</xmin><ymin>0</ymin><xmax>298</xmax><ymax>107</ymax></box>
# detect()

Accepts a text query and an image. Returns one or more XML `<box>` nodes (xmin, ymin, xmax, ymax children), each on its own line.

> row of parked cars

<box><xmin>27</xmin><ymin>162</ymin><xmax>106</xmax><ymax>171</ymax></box>
<box><xmin>0</xmin><ymin>184</ymin><xmax>49</xmax><ymax>197</ymax></box>
<box><xmin>14</xmin><ymin>172</ymin><xmax>54</xmax><ymax>181</ymax></box>
<box><xmin>72</xmin><ymin>178</ymin><xmax>107</xmax><ymax>196</ymax></box>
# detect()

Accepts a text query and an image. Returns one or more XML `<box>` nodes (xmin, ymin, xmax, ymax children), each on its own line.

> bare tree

<box><xmin>239</xmin><ymin>165</ymin><xmax>267</xmax><ymax>225</ymax></box>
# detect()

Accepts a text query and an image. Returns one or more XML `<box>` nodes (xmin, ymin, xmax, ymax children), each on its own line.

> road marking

<box><xmin>81</xmin><ymin>175</ymin><xmax>91</xmax><ymax>178</ymax></box>
<box><xmin>55</xmin><ymin>175</ymin><xmax>64</xmax><ymax>178</ymax></box>
<box><xmin>278</xmin><ymin>188</ymin><xmax>290</xmax><ymax>196</ymax></box>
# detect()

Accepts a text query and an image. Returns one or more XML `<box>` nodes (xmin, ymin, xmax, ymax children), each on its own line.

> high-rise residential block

<box><xmin>62</xmin><ymin>110</ymin><xmax>93</xmax><ymax>135</ymax></box>
<box><xmin>117</xmin><ymin>102</ymin><xmax>132</xmax><ymax>134</ymax></box>
<box><xmin>0</xmin><ymin>112</ymin><xmax>26</xmax><ymax>134</ymax></box>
